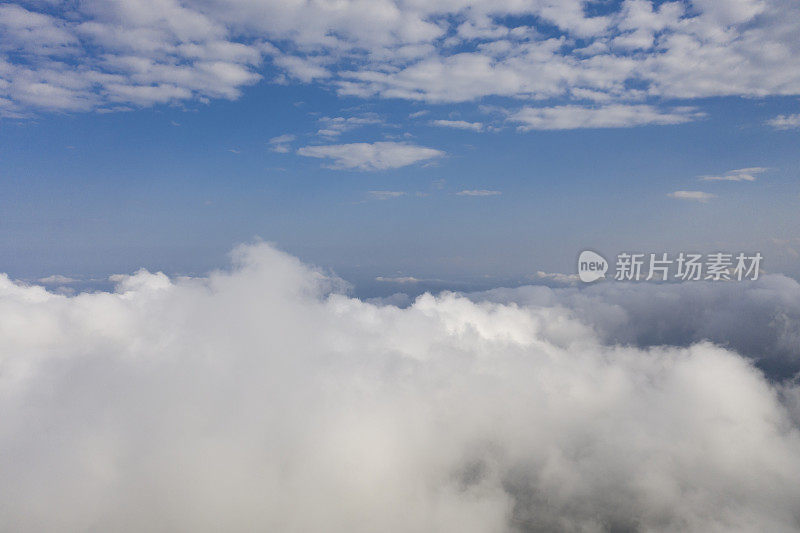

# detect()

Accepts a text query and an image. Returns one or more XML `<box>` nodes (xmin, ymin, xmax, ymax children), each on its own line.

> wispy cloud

<box><xmin>510</xmin><ymin>105</ymin><xmax>703</xmax><ymax>131</ymax></box>
<box><xmin>456</xmin><ymin>189</ymin><xmax>501</xmax><ymax>197</ymax></box>
<box><xmin>699</xmin><ymin>167</ymin><xmax>766</xmax><ymax>182</ymax></box>
<box><xmin>367</xmin><ymin>191</ymin><xmax>405</xmax><ymax>200</ymax></box>
<box><xmin>668</xmin><ymin>190</ymin><xmax>716</xmax><ymax>202</ymax></box>
<box><xmin>375</xmin><ymin>276</ymin><xmax>420</xmax><ymax>283</ymax></box>
<box><xmin>37</xmin><ymin>274</ymin><xmax>79</xmax><ymax>284</ymax></box>
<box><xmin>268</xmin><ymin>134</ymin><xmax>296</xmax><ymax>153</ymax></box>
<box><xmin>317</xmin><ymin>114</ymin><xmax>383</xmax><ymax>137</ymax></box>
<box><xmin>530</xmin><ymin>271</ymin><xmax>579</xmax><ymax>286</ymax></box>
<box><xmin>269</xmin><ymin>134</ymin><xmax>296</xmax><ymax>144</ymax></box>
<box><xmin>429</xmin><ymin>119</ymin><xmax>484</xmax><ymax>132</ymax></box>
<box><xmin>297</xmin><ymin>142</ymin><xmax>444</xmax><ymax>171</ymax></box>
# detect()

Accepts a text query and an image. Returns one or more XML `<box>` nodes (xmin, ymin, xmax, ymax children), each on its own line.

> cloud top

<box><xmin>1</xmin><ymin>242</ymin><xmax>800</xmax><ymax>531</ymax></box>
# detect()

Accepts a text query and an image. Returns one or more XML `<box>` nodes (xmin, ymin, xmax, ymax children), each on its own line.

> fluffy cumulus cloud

<box><xmin>0</xmin><ymin>1</ymin><xmax>263</xmax><ymax>114</ymax></box>
<box><xmin>2</xmin><ymin>242</ymin><xmax>800</xmax><ymax>531</ymax></box>
<box><xmin>474</xmin><ymin>275</ymin><xmax>800</xmax><ymax>380</ymax></box>
<box><xmin>297</xmin><ymin>141</ymin><xmax>443</xmax><ymax>170</ymax></box>
<box><xmin>2</xmin><ymin>0</ymin><xmax>800</xmax><ymax>119</ymax></box>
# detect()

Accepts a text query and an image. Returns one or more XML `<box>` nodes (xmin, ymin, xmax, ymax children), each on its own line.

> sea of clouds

<box><xmin>2</xmin><ymin>242</ymin><xmax>800</xmax><ymax>532</ymax></box>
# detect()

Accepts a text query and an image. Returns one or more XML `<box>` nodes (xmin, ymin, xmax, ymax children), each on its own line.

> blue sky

<box><xmin>1</xmin><ymin>0</ymin><xmax>799</xmax><ymax>295</ymax></box>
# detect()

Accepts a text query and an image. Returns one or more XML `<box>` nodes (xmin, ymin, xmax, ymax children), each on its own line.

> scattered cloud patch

<box><xmin>700</xmin><ymin>167</ymin><xmax>766</xmax><ymax>181</ymax></box>
<box><xmin>375</xmin><ymin>276</ymin><xmax>420</xmax><ymax>283</ymax></box>
<box><xmin>268</xmin><ymin>134</ymin><xmax>296</xmax><ymax>153</ymax></box>
<box><xmin>429</xmin><ymin>119</ymin><xmax>483</xmax><ymax>131</ymax></box>
<box><xmin>317</xmin><ymin>114</ymin><xmax>383</xmax><ymax>137</ymax></box>
<box><xmin>3</xmin><ymin>1</ymin><xmax>800</xmax><ymax>120</ymax></box>
<box><xmin>37</xmin><ymin>274</ymin><xmax>79</xmax><ymax>285</ymax></box>
<box><xmin>270</xmin><ymin>52</ymin><xmax>331</xmax><ymax>83</ymax></box>
<box><xmin>766</xmin><ymin>114</ymin><xmax>800</xmax><ymax>130</ymax></box>
<box><xmin>297</xmin><ymin>142</ymin><xmax>443</xmax><ymax>171</ymax></box>
<box><xmin>456</xmin><ymin>189</ymin><xmax>501</xmax><ymax>197</ymax></box>
<box><xmin>510</xmin><ymin>105</ymin><xmax>703</xmax><ymax>131</ymax></box>
<box><xmin>531</xmin><ymin>271</ymin><xmax>579</xmax><ymax>286</ymax></box>
<box><xmin>367</xmin><ymin>191</ymin><xmax>405</xmax><ymax>201</ymax></box>
<box><xmin>668</xmin><ymin>190</ymin><xmax>716</xmax><ymax>202</ymax></box>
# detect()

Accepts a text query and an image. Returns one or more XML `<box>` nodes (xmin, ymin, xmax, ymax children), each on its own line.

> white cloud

<box><xmin>375</xmin><ymin>276</ymin><xmax>420</xmax><ymax>283</ymax></box>
<box><xmin>268</xmin><ymin>134</ymin><xmax>295</xmax><ymax>153</ymax></box>
<box><xmin>316</xmin><ymin>114</ymin><xmax>383</xmax><ymax>137</ymax></box>
<box><xmin>329</xmin><ymin>0</ymin><xmax>800</xmax><ymax>104</ymax></box>
<box><xmin>0</xmin><ymin>2</ymin><xmax>261</xmax><ymax>115</ymax></box>
<box><xmin>2</xmin><ymin>242</ymin><xmax>800</xmax><ymax>531</ymax></box>
<box><xmin>668</xmin><ymin>190</ymin><xmax>717</xmax><ymax>202</ymax></box>
<box><xmin>367</xmin><ymin>191</ymin><xmax>405</xmax><ymax>200</ymax></box>
<box><xmin>473</xmin><ymin>271</ymin><xmax>800</xmax><ymax>380</ymax></box>
<box><xmin>270</xmin><ymin>53</ymin><xmax>330</xmax><ymax>83</ymax></box>
<box><xmin>297</xmin><ymin>142</ymin><xmax>443</xmax><ymax>171</ymax></box>
<box><xmin>429</xmin><ymin>119</ymin><xmax>484</xmax><ymax>131</ymax></box>
<box><xmin>2</xmin><ymin>0</ymin><xmax>800</xmax><ymax>118</ymax></box>
<box><xmin>0</xmin><ymin>4</ymin><xmax>77</xmax><ymax>55</ymax></box>
<box><xmin>36</xmin><ymin>274</ymin><xmax>79</xmax><ymax>285</ymax></box>
<box><xmin>700</xmin><ymin>167</ymin><xmax>767</xmax><ymax>181</ymax></box>
<box><xmin>531</xmin><ymin>271</ymin><xmax>579</xmax><ymax>286</ymax></box>
<box><xmin>766</xmin><ymin>113</ymin><xmax>800</xmax><ymax>130</ymax></box>
<box><xmin>456</xmin><ymin>189</ymin><xmax>501</xmax><ymax>196</ymax></box>
<box><xmin>510</xmin><ymin>105</ymin><xmax>703</xmax><ymax>131</ymax></box>
<box><xmin>268</xmin><ymin>134</ymin><xmax>295</xmax><ymax>144</ymax></box>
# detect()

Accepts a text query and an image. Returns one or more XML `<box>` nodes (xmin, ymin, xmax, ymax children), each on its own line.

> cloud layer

<box><xmin>3</xmin><ymin>0</ymin><xmax>800</xmax><ymax>117</ymax></box>
<box><xmin>2</xmin><ymin>242</ymin><xmax>800</xmax><ymax>531</ymax></box>
<box><xmin>474</xmin><ymin>274</ymin><xmax>800</xmax><ymax>380</ymax></box>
